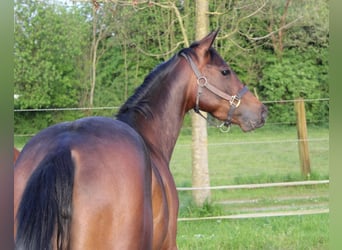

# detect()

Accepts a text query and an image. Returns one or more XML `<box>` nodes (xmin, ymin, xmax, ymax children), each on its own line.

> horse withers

<box><xmin>14</xmin><ymin>30</ymin><xmax>267</xmax><ymax>250</ymax></box>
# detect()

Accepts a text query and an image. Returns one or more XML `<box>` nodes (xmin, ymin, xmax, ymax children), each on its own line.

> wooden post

<box><xmin>294</xmin><ymin>98</ymin><xmax>311</xmax><ymax>178</ymax></box>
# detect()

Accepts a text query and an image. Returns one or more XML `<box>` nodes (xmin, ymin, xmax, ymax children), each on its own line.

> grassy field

<box><xmin>170</xmin><ymin>123</ymin><xmax>329</xmax><ymax>186</ymax></box>
<box><xmin>177</xmin><ymin>214</ymin><xmax>328</xmax><ymax>250</ymax></box>
<box><xmin>176</xmin><ymin>184</ymin><xmax>329</xmax><ymax>249</ymax></box>
<box><xmin>170</xmin><ymin>123</ymin><xmax>329</xmax><ymax>249</ymax></box>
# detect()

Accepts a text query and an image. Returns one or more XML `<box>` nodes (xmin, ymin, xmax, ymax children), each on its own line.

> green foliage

<box><xmin>14</xmin><ymin>0</ymin><xmax>329</xmax><ymax>135</ymax></box>
<box><xmin>259</xmin><ymin>47</ymin><xmax>328</xmax><ymax>124</ymax></box>
<box><xmin>14</xmin><ymin>0</ymin><xmax>91</xmax><ymax>133</ymax></box>
<box><xmin>14</xmin><ymin>112</ymin><xmax>53</xmax><ymax>135</ymax></box>
<box><xmin>14</xmin><ymin>1</ymin><xmax>88</xmax><ymax>109</ymax></box>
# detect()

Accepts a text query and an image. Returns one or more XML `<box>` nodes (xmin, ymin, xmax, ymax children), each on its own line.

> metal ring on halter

<box><xmin>219</xmin><ymin>122</ymin><xmax>231</xmax><ymax>133</ymax></box>
<box><xmin>197</xmin><ymin>76</ymin><xmax>208</xmax><ymax>87</ymax></box>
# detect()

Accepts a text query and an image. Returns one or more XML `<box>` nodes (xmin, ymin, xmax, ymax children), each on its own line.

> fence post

<box><xmin>294</xmin><ymin>98</ymin><xmax>311</xmax><ymax>178</ymax></box>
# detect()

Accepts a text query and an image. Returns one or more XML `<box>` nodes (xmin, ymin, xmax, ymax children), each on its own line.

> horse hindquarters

<box><xmin>14</xmin><ymin>117</ymin><xmax>154</xmax><ymax>249</ymax></box>
<box><xmin>69</xmin><ymin>139</ymin><xmax>153</xmax><ymax>250</ymax></box>
<box><xmin>15</xmin><ymin>148</ymin><xmax>74</xmax><ymax>250</ymax></box>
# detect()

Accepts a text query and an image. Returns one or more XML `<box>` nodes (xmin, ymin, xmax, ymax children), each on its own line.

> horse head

<box><xmin>181</xmin><ymin>30</ymin><xmax>267</xmax><ymax>132</ymax></box>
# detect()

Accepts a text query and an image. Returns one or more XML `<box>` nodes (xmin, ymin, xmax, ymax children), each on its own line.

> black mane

<box><xmin>116</xmin><ymin>51</ymin><xmax>188</xmax><ymax>122</ymax></box>
<box><xmin>116</xmin><ymin>61</ymin><xmax>170</xmax><ymax>120</ymax></box>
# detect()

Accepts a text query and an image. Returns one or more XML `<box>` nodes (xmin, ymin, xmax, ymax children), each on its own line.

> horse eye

<box><xmin>221</xmin><ymin>69</ymin><xmax>230</xmax><ymax>76</ymax></box>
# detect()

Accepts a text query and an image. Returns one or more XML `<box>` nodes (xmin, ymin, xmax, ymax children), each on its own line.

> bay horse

<box><xmin>14</xmin><ymin>30</ymin><xmax>267</xmax><ymax>250</ymax></box>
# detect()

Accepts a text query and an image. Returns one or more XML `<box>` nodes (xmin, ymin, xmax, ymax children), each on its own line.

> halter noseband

<box><xmin>180</xmin><ymin>52</ymin><xmax>248</xmax><ymax>131</ymax></box>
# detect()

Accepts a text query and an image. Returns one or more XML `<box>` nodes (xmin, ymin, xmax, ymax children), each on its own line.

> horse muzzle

<box><xmin>240</xmin><ymin>104</ymin><xmax>268</xmax><ymax>132</ymax></box>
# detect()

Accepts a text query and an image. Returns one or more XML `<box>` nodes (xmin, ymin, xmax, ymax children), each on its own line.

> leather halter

<box><xmin>180</xmin><ymin>52</ymin><xmax>248</xmax><ymax>131</ymax></box>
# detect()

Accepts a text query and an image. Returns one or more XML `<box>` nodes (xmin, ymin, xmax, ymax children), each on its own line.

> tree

<box><xmin>191</xmin><ymin>0</ymin><xmax>211</xmax><ymax>205</ymax></box>
<box><xmin>14</xmin><ymin>0</ymin><xmax>90</xmax><ymax>132</ymax></box>
<box><xmin>14</xmin><ymin>0</ymin><xmax>328</xmax><ymax>157</ymax></box>
<box><xmin>88</xmin><ymin>1</ymin><xmax>118</xmax><ymax>107</ymax></box>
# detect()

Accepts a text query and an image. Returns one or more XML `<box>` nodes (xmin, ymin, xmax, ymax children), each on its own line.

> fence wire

<box><xmin>14</xmin><ymin>98</ymin><xmax>329</xmax><ymax>112</ymax></box>
<box><xmin>13</xmin><ymin>98</ymin><xmax>329</xmax><ymax>220</ymax></box>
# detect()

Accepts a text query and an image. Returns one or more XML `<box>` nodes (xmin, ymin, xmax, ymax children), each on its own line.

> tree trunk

<box><xmin>191</xmin><ymin>0</ymin><xmax>211</xmax><ymax>206</ymax></box>
<box><xmin>268</xmin><ymin>0</ymin><xmax>292</xmax><ymax>58</ymax></box>
<box><xmin>89</xmin><ymin>5</ymin><xmax>98</xmax><ymax>108</ymax></box>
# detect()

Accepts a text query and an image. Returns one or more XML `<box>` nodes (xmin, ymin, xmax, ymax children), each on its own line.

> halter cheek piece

<box><xmin>180</xmin><ymin>52</ymin><xmax>248</xmax><ymax>132</ymax></box>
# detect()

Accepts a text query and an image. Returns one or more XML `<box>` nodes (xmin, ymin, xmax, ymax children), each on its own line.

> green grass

<box><xmin>176</xmin><ymin>184</ymin><xmax>329</xmax><ymax>249</ymax></box>
<box><xmin>178</xmin><ymin>184</ymin><xmax>329</xmax><ymax>217</ymax></box>
<box><xmin>170</xmin><ymin>124</ymin><xmax>329</xmax><ymax>186</ymax></box>
<box><xmin>171</xmin><ymin>123</ymin><xmax>329</xmax><ymax>249</ymax></box>
<box><xmin>177</xmin><ymin>214</ymin><xmax>329</xmax><ymax>250</ymax></box>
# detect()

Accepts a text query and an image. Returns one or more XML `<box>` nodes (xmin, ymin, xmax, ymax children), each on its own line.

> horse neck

<box><xmin>119</xmin><ymin>61</ymin><xmax>192</xmax><ymax>165</ymax></box>
<box><xmin>137</xmin><ymin>78</ymin><xmax>190</xmax><ymax>164</ymax></box>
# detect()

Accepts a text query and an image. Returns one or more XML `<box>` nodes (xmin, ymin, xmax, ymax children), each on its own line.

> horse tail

<box><xmin>15</xmin><ymin>148</ymin><xmax>75</xmax><ymax>250</ymax></box>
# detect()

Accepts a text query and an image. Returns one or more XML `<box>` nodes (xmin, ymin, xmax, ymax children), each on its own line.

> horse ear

<box><xmin>199</xmin><ymin>30</ymin><xmax>219</xmax><ymax>48</ymax></box>
<box><xmin>196</xmin><ymin>29</ymin><xmax>219</xmax><ymax>59</ymax></box>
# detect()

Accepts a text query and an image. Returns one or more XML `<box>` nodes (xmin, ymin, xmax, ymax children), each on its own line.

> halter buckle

<box><xmin>229</xmin><ymin>95</ymin><xmax>241</xmax><ymax>108</ymax></box>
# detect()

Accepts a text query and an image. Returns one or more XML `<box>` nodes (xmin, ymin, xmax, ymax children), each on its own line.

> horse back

<box><xmin>14</xmin><ymin>117</ymin><xmax>153</xmax><ymax>249</ymax></box>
